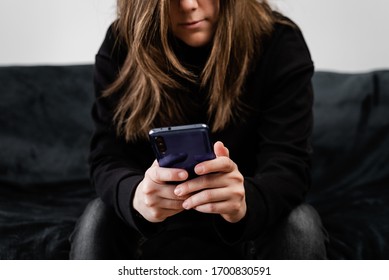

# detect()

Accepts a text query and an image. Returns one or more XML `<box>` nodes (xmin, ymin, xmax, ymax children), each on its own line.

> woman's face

<box><xmin>169</xmin><ymin>0</ymin><xmax>220</xmax><ymax>47</ymax></box>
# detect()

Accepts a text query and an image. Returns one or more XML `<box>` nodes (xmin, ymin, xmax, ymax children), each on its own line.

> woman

<box><xmin>70</xmin><ymin>0</ymin><xmax>328</xmax><ymax>259</ymax></box>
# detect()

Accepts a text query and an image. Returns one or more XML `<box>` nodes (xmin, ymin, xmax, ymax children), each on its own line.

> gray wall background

<box><xmin>1</xmin><ymin>0</ymin><xmax>388</xmax><ymax>72</ymax></box>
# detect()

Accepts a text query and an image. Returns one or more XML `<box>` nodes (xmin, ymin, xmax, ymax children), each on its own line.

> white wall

<box><xmin>275</xmin><ymin>0</ymin><xmax>389</xmax><ymax>72</ymax></box>
<box><xmin>0</xmin><ymin>0</ymin><xmax>116</xmax><ymax>66</ymax></box>
<box><xmin>0</xmin><ymin>0</ymin><xmax>388</xmax><ymax>72</ymax></box>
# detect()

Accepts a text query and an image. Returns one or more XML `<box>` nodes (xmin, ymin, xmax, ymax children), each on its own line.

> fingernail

<box><xmin>195</xmin><ymin>165</ymin><xmax>204</xmax><ymax>174</ymax></box>
<box><xmin>182</xmin><ymin>201</ymin><xmax>189</xmax><ymax>209</ymax></box>
<box><xmin>178</xmin><ymin>171</ymin><xmax>187</xmax><ymax>179</ymax></box>
<box><xmin>175</xmin><ymin>187</ymin><xmax>182</xmax><ymax>196</ymax></box>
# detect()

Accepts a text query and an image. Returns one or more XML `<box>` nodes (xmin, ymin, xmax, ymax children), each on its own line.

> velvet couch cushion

<box><xmin>0</xmin><ymin>65</ymin><xmax>94</xmax><ymax>185</ymax></box>
<box><xmin>308</xmin><ymin>70</ymin><xmax>389</xmax><ymax>259</ymax></box>
<box><xmin>0</xmin><ymin>65</ymin><xmax>96</xmax><ymax>259</ymax></box>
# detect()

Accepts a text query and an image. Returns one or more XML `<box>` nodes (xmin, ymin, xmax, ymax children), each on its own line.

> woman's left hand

<box><xmin>174</xmin><ymin>141</ymin><xmax>247</xmax><ymax>223</ymax></box>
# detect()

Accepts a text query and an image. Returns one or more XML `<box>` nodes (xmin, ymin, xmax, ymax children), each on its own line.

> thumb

<box><xmin>214</xmin><ymin>141</ymin><xmax>229</xmax><ymax>158</ymax></box>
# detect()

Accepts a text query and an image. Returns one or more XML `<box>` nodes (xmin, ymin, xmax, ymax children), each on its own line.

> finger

<box><xmin>147</xmin><ymin>165</ymin><xmax>188</xmax><ymax>183</ymax></box>
<box><xmin>191</xmin><ymin>201</ymin><xmax>229</xmax><ymax>214</ymax></box>
<box><xmin>160</xmin><ymin>192</ymin><xmax>191</xmax><ymax>203</ymax></box>
<box><xmin>144</xmin><ymin>196</ymin><xmax>186</xmax><ymax>210</ymax></box>
<box><xmin>158</xmin><ymin>186</ymin><xmax>189</xmax><ymax>200</ymax></box>
<box><xmin>194</xmin><ymin>156</ymin><xmax>236</xmax><ymax>176</ymax></box>
<box><xmin>142</xmin><ymin>182</ymin><xmax>189</xmax><ymax>200</ymax></box>
<box><xmin>182</xmin><ymin>187</ymin><xmax>231</xmax><ymax>210</ymax></box>
<box><xmin>214</xmin><ymin>141</ymin><xmax>229</xmax><ymax>157</ymax></box>
<box><xmin>174</xmin><ymin>173</ymin><xmax>227</xmax><ymax>196</ymax></box>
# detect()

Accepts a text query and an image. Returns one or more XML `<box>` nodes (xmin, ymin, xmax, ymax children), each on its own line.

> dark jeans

<box><xmin>69</xmin><ymin>198</ymin><xmax>328</xmax><ymax>260</ymax></box>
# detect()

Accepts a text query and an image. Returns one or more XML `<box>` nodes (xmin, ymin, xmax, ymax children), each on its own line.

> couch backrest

<box><xmin>0</xmin><ymin>65</ymin><xmax>94</xmax><ymax>185</ymax></box>
<box><xmin>310</xmin><ymin>70</ymin><xmax>389</xmax><ymax>197</ymax></box>
<box><xmin>1</xmin><ymin>65</ymin><xmax>388</xmax><ymax>192</ymax></box>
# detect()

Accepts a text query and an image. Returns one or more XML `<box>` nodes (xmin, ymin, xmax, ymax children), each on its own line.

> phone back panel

<box><xmin>149</xmin><ymin>124</ymin><xmax>215</xmax><ymax>175</ymax></box>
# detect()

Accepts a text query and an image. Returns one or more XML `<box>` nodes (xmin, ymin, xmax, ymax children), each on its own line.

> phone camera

<box><xmin>155</xmin><ymin>136</ymin><xmax>167</xmax><ymax>154</ymax></box>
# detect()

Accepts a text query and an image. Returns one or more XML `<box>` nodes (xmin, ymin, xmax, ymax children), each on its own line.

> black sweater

<box><xmin>89</xmin><ymin>19</ymin><xmax>314</xmax><ymax>245</ymax></box>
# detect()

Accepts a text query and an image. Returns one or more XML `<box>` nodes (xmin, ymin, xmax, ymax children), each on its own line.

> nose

<box><xmin>179</xmin><ymin>0</ymin><xmax>199</xmax><ymax>12</ymax></box>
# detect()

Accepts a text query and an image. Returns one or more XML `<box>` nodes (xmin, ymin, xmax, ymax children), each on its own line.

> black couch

<box><xmin>0</xmin><ymin>65</ymin><xmax>388</xmax><ymax>260</ymax></box>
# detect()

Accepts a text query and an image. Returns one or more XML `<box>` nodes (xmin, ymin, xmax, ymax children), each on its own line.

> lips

<box><xmin>179</xmin><ymin>19</ymin><xmax>205</xmax><ymax>28</ymax></box>
<box><xmin>182</xmin><ymin>20</ymin><xmax>202</xmax><ymax>25</ymax></box>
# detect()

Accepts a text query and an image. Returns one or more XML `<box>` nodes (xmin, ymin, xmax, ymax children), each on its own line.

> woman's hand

<box><xmin>133</xmin><ymin>161</ymin><xmax>189</xmax><ymax>223</ymax></box>
<box><xmin>174</xmin><ymin>141</ymin><xmax>247</xmax><ymax>223</ymax></box>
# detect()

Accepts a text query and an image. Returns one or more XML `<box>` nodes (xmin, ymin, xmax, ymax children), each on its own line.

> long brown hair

<box><xmin>105</xmin><ymin>0</ymin><xmax>277</xmax><ymax>141</ymax></box>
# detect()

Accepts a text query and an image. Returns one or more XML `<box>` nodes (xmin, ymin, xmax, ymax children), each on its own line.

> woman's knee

<box><xmin>252</xmin><ymin>203</ymin><xmax>328</xmax><ymax>260</ymax></box>
<box><xmin>286</xmin><ymin>204</ymin><xmax>324</xmax><ymax>237</ymax></box>
<box><xmin>69</xmin><ymin>197</ymin><xmax>140</xmax><ymax>259</ymax></box>
<box><xmin>69</xmin><ymin>198</ymin><xmax>113</xmax><ymax>259</ymax></box>
<box><xmin>281</xmin><ymin>203</ymin><xmax>328</xmax><ymax>259</ymax></box>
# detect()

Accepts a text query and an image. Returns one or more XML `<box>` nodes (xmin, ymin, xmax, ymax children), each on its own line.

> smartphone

<box><xmin>149</xmin><ymin>123</ymin><xmax>216</xmax><ymax>177</ymax></box>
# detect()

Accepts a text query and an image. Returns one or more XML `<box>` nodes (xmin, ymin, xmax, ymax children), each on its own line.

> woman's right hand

<box><xmin>133</xmin><ymin>160</ymin><xmax>189</xmax><ymax>223</ymax></box>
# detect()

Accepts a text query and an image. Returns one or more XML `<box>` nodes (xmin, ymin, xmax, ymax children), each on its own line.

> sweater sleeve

<box><xmin>214</xmin><ymin>21</ymin><xmax>314</xmax><ymax>243</ymax></box>
<box><xmin>89</xmin><ymin>25</ymin><xmax>161</xmax><ymax>237</ymax></box>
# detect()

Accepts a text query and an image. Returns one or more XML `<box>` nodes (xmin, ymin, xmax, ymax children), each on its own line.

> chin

<box><xmin>180</xmin><ymin>35</ymin><xmax>212</xmax><ymax>48</ymax></box>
